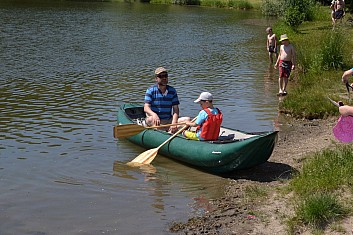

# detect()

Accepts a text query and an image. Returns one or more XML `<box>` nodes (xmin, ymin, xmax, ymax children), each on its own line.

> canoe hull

<box><xmin>117</xmin><ymin>103</ymin><xmax>278</xmax><ymax>174</ymax></box>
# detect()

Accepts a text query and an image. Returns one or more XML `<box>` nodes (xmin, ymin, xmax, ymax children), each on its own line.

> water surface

<box><xmin>0</xmin><ymin>1</ymin><xmax>280</xmax><ymax>234</ymax></box>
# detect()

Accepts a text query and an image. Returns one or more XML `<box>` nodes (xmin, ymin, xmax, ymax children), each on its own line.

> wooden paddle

<box><xmin>346</xmin><ymin>82</ymin><xmax>353</xmax><ymax>99</ymax></box>
<box><xmin>129</xmin><ymin>117</ymin><xmax>197</xmax><ymax>165</ymax></box>
<box><xmin>327</xmin><ymin>96</ymin><xmax>344</xmax><ymax>107</ymax></box>
<box><xmin>113</xmin><ymin>122</ymin><xmax>186</xmax><ymax>138</ymax></box>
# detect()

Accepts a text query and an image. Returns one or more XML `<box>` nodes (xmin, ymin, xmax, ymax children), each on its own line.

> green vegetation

<box><xmin>262</xmin><ymin>0</ymin><xmax>317</xmax><ymax>29</ymax></box>
<box><xmin>286</xmin><ymin>146</ymin><xmax>353</xmax><ymax>233</ymax></box>
<box><xmin>271</xmin><ymin>13</ymin><xmax>353</xmax><ymax>119</ymax></box>
<box><xmin>264</xmin><ymin>1</ymin><xmax>353</xmax><ymax>233</ymax></box>
<box><xmin>199</xmin><ymin>0</ymin><xmax>253</xmax><ymax>9</ymax></box>
<box><xmin>149</xmin><ymin>0</ymin><xmax>257</xmax><ymax>9</ymax></box>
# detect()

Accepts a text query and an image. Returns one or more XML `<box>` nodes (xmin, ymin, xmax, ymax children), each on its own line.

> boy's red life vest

<box><xmin>196</xmin><ymin>108</ymin><xmax>223</xmax><ymax>141</ymax></box>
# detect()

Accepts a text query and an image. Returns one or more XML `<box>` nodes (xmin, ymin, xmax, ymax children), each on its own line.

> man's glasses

<box><xmin>157</xmin><ymin>74</ymin><xmax>168</xmax><ymax>78</ymax></box>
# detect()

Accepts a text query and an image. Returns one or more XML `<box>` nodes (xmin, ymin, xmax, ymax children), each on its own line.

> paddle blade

<box><xmin>113</xmin><ymin>124</ymin><xmax>145</xmax><ymax>138</ymax></box>
<box><xmin>129</xmin><ymin>148</ymin><xmax>159</xmax><ymax>164</ymax></box>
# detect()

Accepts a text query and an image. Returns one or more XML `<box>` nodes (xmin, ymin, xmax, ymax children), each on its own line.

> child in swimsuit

<box><xmin>266</xmin><ymin>27</ymin><xmax>278</xmax><ymax>64</ymax></box>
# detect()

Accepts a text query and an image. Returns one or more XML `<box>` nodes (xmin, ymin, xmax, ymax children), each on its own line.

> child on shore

<box><xmin>332</xmin><ymin>99</ymin><xmax>353</xmax><ymax>143</ymax></box>
<box><xmin>266</xmin><ymin>27</ymin><xmax>277</xmax><ymax>64</ymax></box>
<box><xmin>274</xmin><ymin>34</ymin><xmax>296</xmax><ymax>96</ymax></box>
<box><xmin>183</xmin><ymin>92</ymin><xmax>223</xmax><ymax>141</ymax></box>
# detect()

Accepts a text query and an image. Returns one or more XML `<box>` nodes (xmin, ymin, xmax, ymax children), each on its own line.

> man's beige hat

<box><xmin>279</xmin><ymin>34</ymin><xmax>289</xmax><ymax>42</ymax></box>
<box><xmin>194</xmin><ymin>92</ymin><xmax>213</xmax><ymax>103</ymax></box>
<box><xmin>155</xmin><ymin>67</ymin><xmax>167</xmax><ymax>75</ymax></box>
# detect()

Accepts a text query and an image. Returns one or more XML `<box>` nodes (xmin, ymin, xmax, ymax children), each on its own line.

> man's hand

<box><xmin>151</xmin><ymin>114</ymin><xmax>160</xmax><ymax>126</ymax></box>
<box><xmin>168</xmin><ymin>125</ymin><xmax>178</xmax><ymax>133</ymax></box>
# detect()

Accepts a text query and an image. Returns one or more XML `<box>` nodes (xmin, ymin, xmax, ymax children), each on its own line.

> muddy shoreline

<box><xmin>170</xmin><ymin>117</ymin><xmax>339</xmax><ymax>234</ymax></box>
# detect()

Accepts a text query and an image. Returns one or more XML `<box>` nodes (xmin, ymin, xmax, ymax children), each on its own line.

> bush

<box><xmin>261</xmin><ymin>0</ymin><xmax>285</xmax><ymax>17</ymax></box>
<box><xmin>283</xmin><ymin>5</ymin><xmax>306</xmax><ymax>29</ymax></box>
<box><xmin>262</xmin><ymin>0</ymin><xmax>316</xmax><ymax>29</ymax></box>
<box><xmin>321</xmin><ymin>31</ymin><xmax>345</xmax><ymax>70</ymax></box>
<box><xmin>296</xmin><ymin>193</ymin><xmax>349</xmax><ymax>229</ymax></box>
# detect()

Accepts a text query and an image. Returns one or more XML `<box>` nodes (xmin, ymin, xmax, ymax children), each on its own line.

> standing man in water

<box><xmin>144</xmin><ymin>67</ymin><xmax>190</xmax><ymax>133</ymax></box>
<box><xmin>266</xmin><ymin>27</ymin><xmax>278</xmax><ymax>64</ymax></box>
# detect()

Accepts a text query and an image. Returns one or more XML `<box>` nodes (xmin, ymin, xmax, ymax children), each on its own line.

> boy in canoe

<box><xmin>144</xmin><ymin>67</ymin><xmax>190</xmax><ymax>133</ymax></box>
<box><xmin>183</xmin><ymin>92</ymin><xmax>223</xmax><ymax>141</ymax></box>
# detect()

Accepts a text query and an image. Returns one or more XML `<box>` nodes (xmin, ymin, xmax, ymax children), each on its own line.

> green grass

<box><xmin>149</xmin><ymin>0</ymin><xmax>255</xmax><ymax>9</ymax></box>
<box><xmin>288</xmin><ymin>193</ymin><xmax>349</xmax><ymax>233</ymax></box>
<box><xmin>200</xmin><ymin>0</ymin><xmax>253</xmax><ymax>9</ymax></box>
<box><xmin>290</xmin><ymin>145</ymin><xmax>353</xmax><ymax>196</ymax></box>
<box><xmin>244</xmin><ymin>185</ymin><xmax>268</xmax><ymax>199</ymax></box>
<box><xmin>273</xmin><ymin>10</ymin><xmax>353</xmax><ymax>118</ymax></box>
<box><xmin>285</xmin><ymin>145</ymin><xmax>353</xmax><ymax>233</ymax></box>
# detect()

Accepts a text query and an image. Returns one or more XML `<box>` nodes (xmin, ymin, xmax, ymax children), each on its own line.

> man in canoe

<box><xmin>144</xmin><ymin>67</ymin><xmax>190</xmax><ymax>133</ymax></box>
<box><xmin>183</xmin><ymin>92</ymin><xmax>223</xmax><ymax>141</ymax></box>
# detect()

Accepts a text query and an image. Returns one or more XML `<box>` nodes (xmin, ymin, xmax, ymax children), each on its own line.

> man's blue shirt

<box><xmin>144</xmin><ymin>84</ymin><xmax>180</xmax><ymax>120</ymax></box>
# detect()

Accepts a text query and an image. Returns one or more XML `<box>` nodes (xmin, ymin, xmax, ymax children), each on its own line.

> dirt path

<box><xmin>170</xmin><ymin>117</ymin><xmax>348</xmax><ymax>234</ymax></box>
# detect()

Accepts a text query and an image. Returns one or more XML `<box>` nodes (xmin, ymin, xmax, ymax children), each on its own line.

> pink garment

<box><xmin>333</xmin><ymin>116</ymin><xmax>353</xmax><ymax>143</ymax></box>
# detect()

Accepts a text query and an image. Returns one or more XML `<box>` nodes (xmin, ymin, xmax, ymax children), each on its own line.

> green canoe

<box><xmin>117</xmin><ymin>103</ymin><xmax>278</xmax><ymax>174</ymax></box>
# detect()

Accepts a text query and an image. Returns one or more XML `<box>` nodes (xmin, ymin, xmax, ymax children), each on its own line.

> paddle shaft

<box><xmin>156</xmin><ymin>123</ymin><xmax>192</xmax><ymax>150</ymax></box>
<box><xmin>146</xmin><ymin>122</ymin><xmax>187</xmax><ymax>129</ymax></box>
<box><xmin>153</xmin><ymin>117</ymin><xmax>197</xmax><ymax>150</ymax></box>
<box><xmin>327</xmin><ymin>96</ymin><xmax>343</xmax><ymax>107</ymax></box>
<box><xmin>113</xmin><ymin>122</ymin><xmax>187</xmax><ymax>138</ymax></box>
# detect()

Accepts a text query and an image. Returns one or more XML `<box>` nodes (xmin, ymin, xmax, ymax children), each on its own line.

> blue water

<box><xmin>0</xmin><ymin>1</ymin><xmax>280</xmax><ymax>234</ymax></box>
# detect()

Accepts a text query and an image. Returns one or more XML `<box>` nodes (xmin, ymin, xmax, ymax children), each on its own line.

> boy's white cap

<box><xmin>194</xmin><ymin>92</ymin><xmax>213</xmax><ymax>103</ymax></box>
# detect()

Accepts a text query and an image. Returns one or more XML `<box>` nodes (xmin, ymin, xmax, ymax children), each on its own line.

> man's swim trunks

<box><xmin>335</xmin><ymin>9</ymin><xmax>344</xmax><ymax>19</ymax></box>
<box><xmin>279</xmin><ymin>60</ymin><xmax>292</xmax><ymax>78</ymax></box>
<box><xmin>268</xmin><ymin>46</ymin><xmax>276</xmax><ymax>53</ymax></box>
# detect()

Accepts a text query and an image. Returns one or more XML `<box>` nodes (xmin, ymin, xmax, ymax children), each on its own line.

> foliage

<box><xmin>296</xmin><ymin>29</ymin><xmax>345</xmax><ymax>74</ymax></box>
<box><xmin>321</xmin><ymin>31</ymin><xmax>345</xmax><ymax>70</ymax></box>
<box><xmin>200</xmin><ymin>0</ymin><xmax>253</xmax><ymax>8</ymax></box>
<box><xmin>171</xmin><ymin>0</ymin><xmax>200</xmax><ymax>5</ymax></box>
<box><xmin>294</xmin><ymin>193</ymin><xmax>349</xmax><ymax>230</ymax></box>
<box><xmin>283</xmin><ymin>5</ymin><xmax>306</xmax><ymax>29</ymax></box>
<box><xmin>262</xmin><ymin>0</ymin><xmax>316</xmax><ymax>29</ymax></box>
<box><xmin>289</xmin><ymin>146</ymin><xmax>353</xmax><ymax>196</ymax></box>
<box><xmin>261</xmin><ymin>0</ymin><xmax>286</xmax><ymax>17</ymax></box>
<box><xmin>286</xmin><ymin>146</ymin><xmax>353</xmax><ymax>233</ymax></box>
<box><xmin>277</xmin><ymin>19</ymin><xmax>353</xmax><ymax>118</ymax></box>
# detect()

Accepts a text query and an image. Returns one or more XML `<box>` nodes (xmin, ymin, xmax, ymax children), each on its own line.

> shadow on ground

<box><xmin>221</xmin><ymin>161</ymin><xmax>296</xmax><ymax>182</ymax></box>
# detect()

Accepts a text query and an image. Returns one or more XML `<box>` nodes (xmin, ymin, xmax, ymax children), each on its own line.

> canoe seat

<box><xmin>217</xmin><ymin>134</ymin><xmax>234</xmax><ymax>141</ymax></box>
<box><xmin>125</xmin><ymin>107</ymin><xmax>146</xmax><ymax>119</ymax></box>
<box><xmin>205</xmin><ymin>134</ymin><xmax>238</xmax><ymax>144</ymax></box>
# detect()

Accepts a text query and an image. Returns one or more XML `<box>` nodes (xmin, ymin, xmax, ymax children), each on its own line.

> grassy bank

<box><xmin>286</xmin><ymin>145</ymin><xmax>353</xmax><ymax>233</ymax></box>
<box><xmin>272</xmin><ymin>7</ymin><xmax>353</xmax><ymax>119</ymax></box>
<box><xmin>148</xmin><ymin>0</ymin><xmax>261</xmax><ymax>9</ymax></box>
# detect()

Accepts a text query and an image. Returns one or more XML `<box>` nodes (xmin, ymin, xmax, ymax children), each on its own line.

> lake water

<box><xmin>0</xmin><ymin>1</ymin><xmax>280</xmax><ymax>234</ymax></box>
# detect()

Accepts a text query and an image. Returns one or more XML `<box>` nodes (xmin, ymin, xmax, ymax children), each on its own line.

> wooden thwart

<box><xmin>113</xmin><ymin>122</ymin><xmax>186</xmax><ymax>138</ymax></box>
